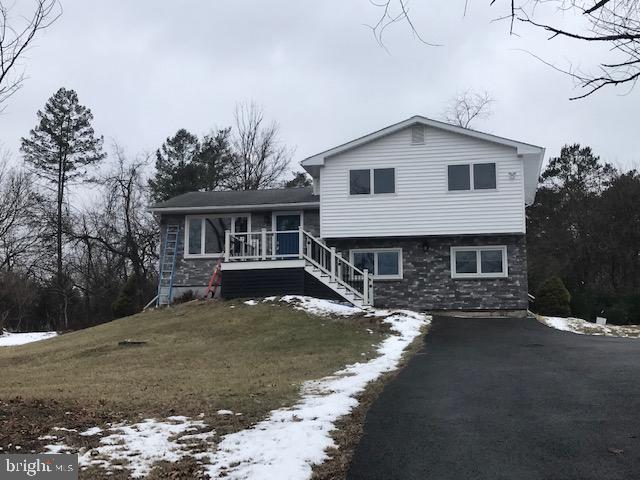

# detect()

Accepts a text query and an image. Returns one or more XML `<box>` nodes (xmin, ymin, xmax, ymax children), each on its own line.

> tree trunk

<box><xmin>57</xmin><ymin>154</ymin><xmax>66</xmax><ymax>330</ymax></box>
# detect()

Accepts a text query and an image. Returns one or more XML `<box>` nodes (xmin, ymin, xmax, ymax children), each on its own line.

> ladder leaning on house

<box><xmin>157</xmin><ymin>224</ymin><xmax>180</xmax><ymax>307</ymax></box>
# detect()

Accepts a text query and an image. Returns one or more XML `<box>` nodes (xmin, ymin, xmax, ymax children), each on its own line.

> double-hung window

<box><xmin>450</xmin><ymin>246</ymin><xmax>507</xmax><ymax>278</ymax></box>
<box><xmin>349</xmin><ymin>168</ymin><xmax>395</xmax><ymax>195</ymax></box>
<box><xmin>447</xmin><ymin>162</ymin><xmax>496</xmax><ymax>191</ymax></box>
<box><xmin>350</xmin><ymin>248</ymin><xmax>402</xmax><ymax>279</ymax></box>
<box><xmin>185</xmin><ymin>214</ymin><xmax>250</xmax><ymax>257</ymax></box>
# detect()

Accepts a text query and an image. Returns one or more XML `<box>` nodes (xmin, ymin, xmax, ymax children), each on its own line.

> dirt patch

<box><xmin>311</xmin><ymin>325</ymin><xmax>429</xmax><ymax>480</ymax></box>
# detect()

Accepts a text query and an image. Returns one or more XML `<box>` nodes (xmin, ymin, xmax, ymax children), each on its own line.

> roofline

<box><xmin>150</xmin><ymin>201</ymin><xmax>320</xmax><ymax>213</ymax></box>
<box><xmin>301</xmin><ymin>115</ymin><xmax>544</xmax><ymax>167</ymax></box>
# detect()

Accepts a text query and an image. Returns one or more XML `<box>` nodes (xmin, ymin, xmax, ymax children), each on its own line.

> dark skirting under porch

<box><xmin>220</xmin><ymin>267</ymin><xmax>343</xmax><ymax>302</ymax></box>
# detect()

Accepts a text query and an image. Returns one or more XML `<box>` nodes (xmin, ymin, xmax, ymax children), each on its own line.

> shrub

<box><xmin>112</xmin><ymin>276</ymin><xmax>140</xmax><ymax>319</ymax></box>
<box><xmin>535</xmin><ymin>276</ymin><xmax>571</xmax><ymax>317</ymax></box>
<box><xmin>173</xmin><ymin>290</ymin><xmax>196</xmax><ymax>304</ymax></box>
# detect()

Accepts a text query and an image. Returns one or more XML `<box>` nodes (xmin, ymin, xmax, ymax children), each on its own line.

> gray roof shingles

<box><xmin>152</xmin><ymin>187</ymin><xmax>319</xmax><ymax>210</ymax></box>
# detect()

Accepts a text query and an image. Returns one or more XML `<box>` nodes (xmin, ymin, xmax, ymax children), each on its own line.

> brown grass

<box><xmin>0</xmin><ymin>299</ymin><xmax>387</xmax><ymax>478</ymax></box>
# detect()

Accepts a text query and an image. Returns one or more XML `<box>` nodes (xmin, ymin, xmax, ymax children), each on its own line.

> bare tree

<box><xmin>226</xmin><ymin>102</ymin><xmax>293</xmax><ymax>190</ymax></box>
<box><xmin>368</xmin><ymin>0</ymin><xmax>640</xmax><ymax>99</ymax></box>
<box><xmin>0</xmin><ymin>159</ymin><xmax>41</xmax><ymax>272</ymax></box>
<box><xmin>0</xmin><ymin>0</ymin><xmax>61</xmax><ymax>110</ymax></box>
<box><xmin>442</xmin><ymin>90</ymin><xmax>494</xmax><ymax>128</ymax></box>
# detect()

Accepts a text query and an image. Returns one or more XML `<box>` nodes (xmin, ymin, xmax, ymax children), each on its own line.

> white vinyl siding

<box><xmin>320</xmin><ymin>126</ymin><xmax>525</xmax><ymax>237</ymax></box>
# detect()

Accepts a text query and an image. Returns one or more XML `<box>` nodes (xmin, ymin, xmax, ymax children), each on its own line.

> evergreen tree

<box><xmin>148</xmin><ymin>129</ymin><xmax>200</xmax><ymax>202</ymax></box>
<box><xmin>149</xmin><ymin>128</ymin><xmax>233</xmax><ymax>201</ymax></box>
<box><xmin>535</xmin><ymin>276</ymin><xmax>571</xmax><ymax>317</ymax></box>
<box><xmin>20</xmin><ymin>87</ymin><xmax>105</xmax><ymax>329</ymax></box>
<box><xmin>283</xmin><ymin>171</ymin><xmax>312</xmax><ymax>188</ymax></box>
<box><xmin>193</xmin><ymin>128</ymin><xmax>233</xmax><ymax>191</ymax></box>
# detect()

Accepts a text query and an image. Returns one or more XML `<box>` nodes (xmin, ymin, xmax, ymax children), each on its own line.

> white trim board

<box><xmin>221</xmin><ymin>260</ymin><xmax>305</xmax><ymax>270</ymax></box>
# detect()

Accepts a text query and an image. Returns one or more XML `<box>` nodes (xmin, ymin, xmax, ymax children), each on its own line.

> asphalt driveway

<box><xmin>348</xmin><ymin>316</ymin><xmax>640</xmax><ymax>480</ymax></box>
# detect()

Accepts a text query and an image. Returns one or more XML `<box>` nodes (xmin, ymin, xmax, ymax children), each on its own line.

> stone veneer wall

<box><xmin>327</xmin><ymin>235</ymin><xmax>528</xmax><ymax>312</ymax></box>
<box><xmin>159</xmin><ymin>208</ymin><xmax>320</xmax><ymax>296</ymax></box>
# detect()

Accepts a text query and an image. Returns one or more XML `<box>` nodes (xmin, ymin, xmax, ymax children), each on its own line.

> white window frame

<box><xmin>348</xmin><ymin>167</ymin><xmax>396</xmax><ymax>196</ymax></box>
<box><xmin>450</xmin><ymin>245</ymin><xmax>508</xmax><ymax>279</ymax></box>
<box><xmin>349</xmin><ymin>248</ymin><xmax>403</xmax><ymax>280</ymax></box>
<box><xmin>184</xmin><ymin>213</ymin><xmax>251</xmax><ymax>258</ymax></box>
<box><xmin>446</xmin><ymin>162</ymin><xmax>497</xmax><ymax>192</ymax></box>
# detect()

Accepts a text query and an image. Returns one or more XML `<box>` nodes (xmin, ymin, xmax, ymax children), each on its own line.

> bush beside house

<box><xmin>535</xmin><ymin>276</ymin><xmax>571</xmax><ymax>317</ymax></box>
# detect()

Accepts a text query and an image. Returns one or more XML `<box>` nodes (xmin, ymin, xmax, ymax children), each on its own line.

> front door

<box><xmin>275</xmin><ymin>213</ymin><xmax>301</xmax><ymax>256</ymax></box>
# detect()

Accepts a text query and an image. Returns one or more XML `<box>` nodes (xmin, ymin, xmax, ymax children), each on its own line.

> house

<box><xmin>151</xmin><ymin>115</ymin><xmax>545</xmax><ymax>315</ymax></box>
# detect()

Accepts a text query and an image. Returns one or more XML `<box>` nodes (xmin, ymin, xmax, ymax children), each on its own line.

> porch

<box><xmin>221</xmin><ymin>227</ymin><xmax>374</xmax><ymax>307</ymax></box>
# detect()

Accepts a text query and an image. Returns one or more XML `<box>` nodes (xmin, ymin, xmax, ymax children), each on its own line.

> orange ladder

<box><xmin>204</xmin><ymin>258</ymin><xmax>222</xmax><ymax>299</ymax></box>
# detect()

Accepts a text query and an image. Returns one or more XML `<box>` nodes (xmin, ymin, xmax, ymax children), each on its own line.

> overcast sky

<box><xmin>1</xmin><ymin>0</ymin><xmax>639</xmax><ymax>177</ymax></box>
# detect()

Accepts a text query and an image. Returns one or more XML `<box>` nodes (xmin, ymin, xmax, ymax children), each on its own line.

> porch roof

<box><xmin>150</xmin><ymin>187</ymin><xmax>319</xmax><ymax>213</ymax></box>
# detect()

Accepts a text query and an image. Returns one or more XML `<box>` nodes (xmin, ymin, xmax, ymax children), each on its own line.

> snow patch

<box><xmin>0</xmin><ymin>331</ymin><xmax>57</xmax><ymax>346</ymax></box>
<box><xmin>278</xmin><ymin>295</ymin><xmax>364</xmax><ymax>317</ymax></box>
<box><xmin>79</xmin><ymin>427</ymin><xmax>103</xmax><ymax>437</ymax></box>
<box><xmin>243</xmin><ymin>300</ymin><xmax>258</xmax><ymax>306</ymax></box>
<box><xmin>205</xmin><ymin>307</ymin><xmax>430</xmax><ymax>479</ymax></box>
<box><xmin>44</xmin><ymin>417</ymin><xmax>214</xmax><ymax>478</ymax></box>
<box><xmin>538</xmin><ymin>315</ymin><xmax>640</xmax><ymax>338</ymax></box>
<box><xmin>217</xmin><ymin>409</ymin><xmax>234</xmax><ymax>415</ymax></box>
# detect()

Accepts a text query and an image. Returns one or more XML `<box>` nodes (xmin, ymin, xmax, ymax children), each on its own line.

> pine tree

<box><xmin>21</xmin><ymin>87</ymin><xmax>105</xmax><ymax>329</ymax></box>
<box><xmin>148</xmin><ymin>129</ymin><xmax>200</xmax><ymax>202</ymax></box>
<box><xmin>149</xmin><ymin>128</ymin><xmax>233</xmax><ymax>201</ymax></box>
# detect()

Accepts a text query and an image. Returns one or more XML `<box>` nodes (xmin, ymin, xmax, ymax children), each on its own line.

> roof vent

<box><xmin>411</xmin><ymin>124</ymin><xmax>425</xmax><ymax>144</ymax></box>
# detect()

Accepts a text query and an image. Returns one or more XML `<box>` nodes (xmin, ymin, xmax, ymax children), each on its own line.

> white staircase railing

<box><xmin>224</xmin><ymin>227</ymin><xmax>373</xmax><ymax>306</ymax></box>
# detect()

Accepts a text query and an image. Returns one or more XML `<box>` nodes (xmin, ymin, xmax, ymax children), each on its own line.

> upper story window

<box><xmin>349</xmin><ymin>169</ymin><xmax>371</xmax><ymax>194</ymax></box>
<box><xmin>350</xmin><ymin>168</ymin><xmax>395</xmax><ymax>195</ymax></box>
<box><xmin>450</xmin><ymin>246</ymin><xmax>507</xmax><ymax>278</ymax></box>
<box><xmin>447</xmin><ymin>162</ymin><xmax>496</xmax><ymax>191</ymax></box>
<box><xmin>185</xmin><ymin>214</ymin><xmax>250</xmax><ymax>257</ymax></box>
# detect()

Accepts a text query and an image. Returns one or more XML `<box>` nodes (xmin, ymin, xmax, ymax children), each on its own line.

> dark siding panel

<box><xmin>221</xmin><ymin>268</ymin><xmax>304</xmax><ymax>299</ymax></box>
<box><xmin>303</xmin><ymin>273</ymin><xmax>344</xmax><ymax>302</ymax></box>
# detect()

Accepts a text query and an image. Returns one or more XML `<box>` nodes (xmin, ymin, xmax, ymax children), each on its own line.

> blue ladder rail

<box><xmin>157</xmin><ymin>224</ymin><xmax>180</xmax><ymax>306</ymax></box>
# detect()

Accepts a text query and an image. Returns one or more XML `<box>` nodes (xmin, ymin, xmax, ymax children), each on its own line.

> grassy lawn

<box><xmin>0</xmin><ymin>299</ymin><xmax>386</xmax><ymax>468</ymax></box>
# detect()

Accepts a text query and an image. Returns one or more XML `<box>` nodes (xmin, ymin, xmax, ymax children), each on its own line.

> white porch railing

<box><xmin>224</xmin><ymin>227</ymin><xmax>373</xmax><ymax>306</ymax></box>
<box><xmin>224</xmin><ymin>228</ymin><xmax>303</xmax><ymax>261</ymax></box>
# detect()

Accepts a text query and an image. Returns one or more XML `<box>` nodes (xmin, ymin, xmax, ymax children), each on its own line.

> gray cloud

<box><xmin>1</xmin><ymin>0</ymin><xmax>638</xmax><ymax>173</ymax></box>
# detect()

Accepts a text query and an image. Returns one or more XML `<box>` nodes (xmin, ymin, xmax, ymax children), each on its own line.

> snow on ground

<box><xmin>41</xmin><ymin>297</ymin><xmax>429</xmax><ymax>479</ymax></box>
<box><xmin>44</xmin><ymin>416</ymin><xmax>214</xmax><ymax>478</ymax></box>
<box><xmin>206</xmin><ymin>300</ymin><xmax>430</xmax><ymax>479</ymax></box>
<box><xmin>0</xmin><ymin>331</ymin><xmax>57</xmax><ymax>346</ymax></box>
<box><xmin>278</xmin><ymin>295</ymin><xmax>364</xmax><ymax>316</ymax></box>
<box><xmin>538</xmin><ymin>315</ymin><xmax>640</xmax><ymax>338</ymax></box>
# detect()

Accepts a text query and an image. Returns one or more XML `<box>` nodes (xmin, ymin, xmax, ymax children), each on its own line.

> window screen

<box><xmin>473</xmin><ymin>163</ymin><xmax>496</xmax><ymax>189</ymax></box>
<box><xmin>480</xmin><ymin>249</ymin><xmax>503</xmax><ymax>273</ymax></box>
<box><xmin>377</xmin><ymin>251</ymin><xmax>399</xmax><ymax>276</ymax></box>
<box><xmin>353</xmin><ymin>252</ymin><xmax>374</xmax><ymax>273</ymax></box>
<box><xmin>455</xmin><ymin>250</ymin><xmax>477</xmax><ymax>274</ymax></box>
<box><xmin>448</xmin><ymin>164</ymin><xmax>470</xmax><ymax>191</ymax></box>
<box><xmin>374</xmin><ymin>168</ymin><xmax>395</xmax><ymax>194</ymax></box>
<box><xmin>188</xmin><ymin>218</ymin><xmax>202</xmax><ymax>255</ymax></box>
<box><xmin>350</xmin><ymin>169</ymin><xmax>370</xmax><ymax>195</ymax></box>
